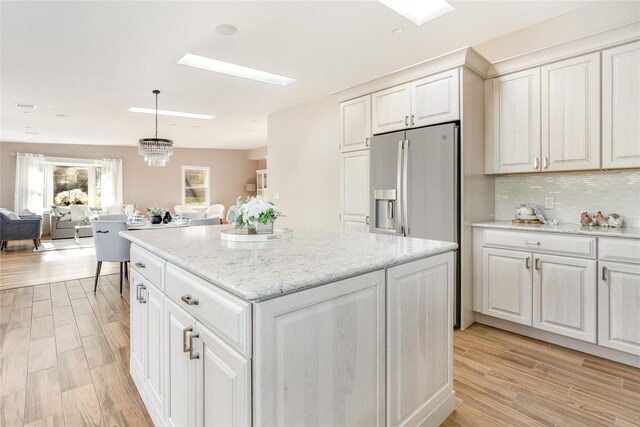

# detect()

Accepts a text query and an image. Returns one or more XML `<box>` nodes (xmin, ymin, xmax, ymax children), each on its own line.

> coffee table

<box><xmin>74</xmin><ymin>225</ymin><xmax>92</xmax><ymax>244</ymax></box>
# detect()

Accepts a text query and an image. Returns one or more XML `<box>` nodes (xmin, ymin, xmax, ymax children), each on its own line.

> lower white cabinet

<box><xmin>163</xmin><ymin>298</ymin><xmax>250</xmax><ymax>427</ymax></box>
<box><xmin>533</xmin><ymin>254</ymin><xmax>597</xmax><ymax>343</ymax></box>
<box><xmin>387</xmin><ymin>253</ymin><xmax>454</xmax><ymax>427</ymax></box>
<box><xmin>598</xmin><ymin>261</ymin><xmax>640</xmax><ymax>355</ymax></box>
<box><xmin>482</xmin><ymin>248</ymin><xmax>532</xmax><ymax>326</ymax></box>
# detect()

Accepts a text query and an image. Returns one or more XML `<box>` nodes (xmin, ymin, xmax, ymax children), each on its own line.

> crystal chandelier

<box><xmin>138</xmin><ymin>90</ymin><xmax>174</xmax><ymax>167</ymax></box>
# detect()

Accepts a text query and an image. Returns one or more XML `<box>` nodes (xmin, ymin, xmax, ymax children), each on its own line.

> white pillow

<box><xmin>4</xmin><ymin>211</ymin><xmax>19</xmax><ymax>220</ymax></box>
<box><xmin>54</xmin><ymin>206</ymin><xmax>72</xmax><ymax>221</ymax></box>
<box><xmin>70</xmin><ymin>205</ymin><xmax>91</xmax><ymax>221</ymax></box>
<box><xmin>123</xmin><ymin>204</ymin><xmax>136</xmax><ymax>217</ymax></box>
<box><xmin>104</xmin><ymin>204</ymin><xmax>124</xmax><ymax>215</ymax></box>
<box><xmin>179</xmin><ymin>211</ymin><xmax>206</xmax><ymax>220</ymax></box>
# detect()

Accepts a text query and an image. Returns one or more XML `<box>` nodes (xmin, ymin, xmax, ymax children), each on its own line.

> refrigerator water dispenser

<box><xmin>373</xmin><ymin>189</ymin><xmax>396</xmax><ymax>231</ymax></box>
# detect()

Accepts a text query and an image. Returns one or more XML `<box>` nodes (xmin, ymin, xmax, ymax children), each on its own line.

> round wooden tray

<box><xmin>220</xmin><ymin>227</ymin><xmax>293</xmax><ymax>242</ymax></box>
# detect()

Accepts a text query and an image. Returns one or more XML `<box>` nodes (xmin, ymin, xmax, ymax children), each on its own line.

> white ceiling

<box><xmin>1</xmin><ymin>0</ymin><xmax>602</xmax><ymax>150</ymax></box>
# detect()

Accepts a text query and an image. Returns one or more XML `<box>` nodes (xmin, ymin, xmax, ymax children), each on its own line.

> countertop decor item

<box><xmin>515</xmin><ymin>203</ymin><xmax>548</xmax><ymax>224</ymax></box>
<box><xmin>136</xmin><ymin>90</ymin><xmax>174</xmax><ymax>167</ymax></box>
<box><xmin>235</xmin><ymin>196</ymin><xmax>281</xmax><ymax>235</ymax></box>
<box><xmin>472</xmin><ymin>221</ymin><xmax>640</xmax><ymax>239</ymax></box>
<box><xmin>147</xmin><ymin>205</ymin><xmax>165</xmax><ymax>225</ymax></box>
<box><xmin>221</xmin><ymin>227</ymin><xmax>293</xmax><ymax>242</ymax></box>
<box><xmin>606</xmin><ymin>213</ymin><xmax>624</xmax><ymax>228</ymax></box>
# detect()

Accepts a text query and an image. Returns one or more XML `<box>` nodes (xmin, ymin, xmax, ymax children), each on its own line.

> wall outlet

<box><xmin>273</xmin><ymin>193</ymin><xmax>280</xmax><ymax>200</ymax></box>
<box><xmin>544</xmin><ymin>196</ymin><xmax>555</xmax><ymax>209</ymax></box>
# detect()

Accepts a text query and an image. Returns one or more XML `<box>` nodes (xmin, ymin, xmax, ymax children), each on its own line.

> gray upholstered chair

<box><xmin>91</xmin><ymin>219</ymin><xmax>130</xmax><ymax>294</ymax></box>
<box><xmin>99</xmin><ymin>214</ymin><xmax>128</xmax><ymax>221</ymax></box>
<box><xmin>0</xmin><ymin>208</ymin><xmax>43</xmax><ymax>250</ymax></box>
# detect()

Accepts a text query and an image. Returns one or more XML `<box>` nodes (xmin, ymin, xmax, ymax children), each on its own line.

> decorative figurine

<box><xmin>162</xmin><ymin>211</ymin><xmax>172</xmax><ymax>224</ymax></box>
<box><xmin>606</xmin><ymin>213</ymin><xmax>624</xmax><ymax>228</ymax></box>
<box><xmin>580</xmin><ymin>212</ymin><xmax>592</xmax><ymax>226</ymax></box>
<box><xmin>596</xmin><ymin>211</ymin><xmax>608</xmax><ymax>226</ymax></box>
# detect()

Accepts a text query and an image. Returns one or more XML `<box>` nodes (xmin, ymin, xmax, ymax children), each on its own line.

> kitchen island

<box><xmin>121</xmin><ymin>225</ymin><xmax>458</xmax><ymax>426</ymax></box>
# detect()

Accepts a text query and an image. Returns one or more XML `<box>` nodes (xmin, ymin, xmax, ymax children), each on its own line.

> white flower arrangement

<box><xmin>236</xmin><ymin>197</ymin><xmax>281</xmax><ymax>226</ymax></box>
<box><xmin>54</xmin><ymin>188</ymin><xmax>89</xmax><ymax>206</ymax></box>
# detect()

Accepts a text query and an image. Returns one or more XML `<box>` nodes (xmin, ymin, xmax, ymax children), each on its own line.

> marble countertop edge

<box><xmin>471</xmin><ymin>221</ymin><xmax>640</xmax><ymax>239</ymax></box>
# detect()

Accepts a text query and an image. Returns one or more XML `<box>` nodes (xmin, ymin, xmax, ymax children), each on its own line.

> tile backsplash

<box><xmin>495</xmin><ymin>170</ymin><xmax>640</xmax><ymax>228</ymax></box>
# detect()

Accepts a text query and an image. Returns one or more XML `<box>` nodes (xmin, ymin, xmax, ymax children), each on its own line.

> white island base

<box><xmin>123</xmin><ymin>228</ymin><xmax>456</xmax><ymax>426</ymax></box>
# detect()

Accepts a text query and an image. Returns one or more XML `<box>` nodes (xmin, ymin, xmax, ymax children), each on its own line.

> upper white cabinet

<box><xmin>340</xmin><ymin>95</ymin><xmax>371</xmax><ymax>152</ymax></box>
<box><xmin>410</xmin><ymin>69</ymin><xmax>460</xmax><ymax>128</ymax></box>
<box><xmin>487</xmin><ymin>68</ymin><xmax>541</xmax><ymax>173</ymax></box>
<box><xmin>372</xmin><ymin>69</ymin><xmax>460</xmax><ymax>135</ymax></box>
<box><xmin>372</xmin><ymin>84</ymin><xmax>411</xmax><ymax>134</ymax></box>
<box><xmin>602</xmin><ymin>42</ymin><xmax>640</xmax><ymax>169</ymax></box>
<box><xmin>340</xmin><ymin>150</ymin><xmax>370</xmax><ymax>233</ymax></box>
<box><xmin>256</xmin><ymin>169</ymin><xmax>267</xmax><ymax>198</ymax></box>
<box><xmin>541</xmin><ymin>53</ymin><xmax>601</xmax><ymax>171</ymax></box>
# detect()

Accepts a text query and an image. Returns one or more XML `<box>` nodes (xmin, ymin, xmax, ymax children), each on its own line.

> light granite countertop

<box><xmin>472</xmin><ymin>220</ymin><xmax>640</xmax><ymax>239</ymax></box>
<box><xmin>120</xmin><ymin>225</ymin><xmax>457</xmax><ymax>302</ymax></box>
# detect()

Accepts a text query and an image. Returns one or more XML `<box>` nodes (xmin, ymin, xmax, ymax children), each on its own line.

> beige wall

<box><xmin>267</xmin><ymin>96</ymin><xmax>340</xmax><ymax>231</ymax></box>
<box><xmin>0</xmin><ymin>141</ymin><xmax>258</xmax><ymax>216</ymax></box>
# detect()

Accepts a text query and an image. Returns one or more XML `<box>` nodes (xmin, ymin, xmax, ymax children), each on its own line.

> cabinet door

<box><xmin>602</xmin><ymin>42</ymin><xmax>640</xmax><ymax>169</ymax></box>
<box><xmin>254</xmin><ymin>271</ymin><xmax>385</xmax><ymax>426</ymax></box>
<box><xmin>341</xmin><ymin>150</ymin><xmax>370</xmax><ymax>233</ymax></box>
<box><xmin>533</xmin><ymin>254</ymin><xmax>596</xmax><ymax>343</ymax></box>
<box><xmin>541</xmin><ymin>53</ymin><xmax>600</xmax><ymax>171</ymax></box>
<box><xmin>387</xmin><ymin>252</ymin><xmax>454</xmax><ymax>427</ymax></box>
<box><xmin>372</xmin><ymin>83</ymin><xmax>411</xmax><ymax>135</ymax></box>
<box><xmin>340</xmin><ymin>95</ymin><xmax>371</xmax><ymax>152</ymax></box>
<box><xmin>164</xmin><ymin>298</ymin><xmax>197</xmax><ymax>427</ymax></box>
<box><xmin>194</xmin><ymin>324</ymin><xmax>251</xmax><ymax>427</ymax></box>
<box><xmin>410</xmin><ymin>69</ymin><xmax>459</xmax><ymax>128</ymax></box>
<box><xmin>599</xmin><ymin>262</ymin><xmax>640</xmax><ymax>355</ymax></box>
<box><xmin>144</xmin><ymin>283</ymin><xmax>165</xmax><ymax>417</ymax></box>
<box><xmin>488</xmin><ymin>68</ymin><xmax>541</xmax><ymax>173</ymax></box>
<box><xmin>482</xmin><ymin>248</ymin><xmax>532</xmax><ymax>326</ymax></box>
<box><xmin>130</xmin><ymin>270</ymin><xmax>145</xmax><ymax>383</ymax></box>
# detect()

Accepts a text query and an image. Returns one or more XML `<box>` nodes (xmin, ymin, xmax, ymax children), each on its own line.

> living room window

<box><xmin>45</xmin><ymin>159</ymin><xmax>103</xmax><ymax>208</ymax></box>
<box><xmin>182</xmin><ymin>165</ymin><xmax>210</xmax><ymax>207</ymax></box>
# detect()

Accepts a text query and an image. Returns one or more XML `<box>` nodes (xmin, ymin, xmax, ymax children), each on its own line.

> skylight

<box><xmin>378</xmin><ymin>0</ymin><xmax>455</xmax><ymax>25</ymax></box>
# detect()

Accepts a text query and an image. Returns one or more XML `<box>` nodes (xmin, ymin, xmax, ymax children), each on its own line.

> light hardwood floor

<box><xmin>0</xmin><ymin>239</ymin><xmax>119</xmax><ymax>291</ymax></box>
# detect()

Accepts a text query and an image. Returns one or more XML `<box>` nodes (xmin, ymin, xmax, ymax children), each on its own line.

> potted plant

<box><xmin>236</xmin><ymin>197</ymin><xmax>281</xmax><ymax>235</ymax></box>
<box><xmin>147</xmin><ymin>205</ymin><xmax>165</xmax><ymax>224</ymax></box>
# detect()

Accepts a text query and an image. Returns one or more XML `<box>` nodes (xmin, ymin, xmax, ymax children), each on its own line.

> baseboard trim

<box><xmin>419</xmin><ymin>391</ymin><xmax>457</xmax><ymax>427</ymax></box>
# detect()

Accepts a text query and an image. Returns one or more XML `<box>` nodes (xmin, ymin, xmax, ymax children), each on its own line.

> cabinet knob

<box><xmin>535</xmin><ymin>258</ymin><xmax>541</xmax><ymax>270</ymax></box>
<box><xmin>534</xmin><ymin>157</ymin><xmax>540</xmax><ymax>170</ymax></box>
<box><xmin>182</xmin><ymin>326</ymin><xmax>193</xmax><ymax>353</ymax></box>
<box><xmin>189</xmin><ymin>332</ymin><xmax>200</xmax><ymax>360</ymax></box>
<box><xmin>136</xmin><ymin>284</ymin><xmax>143</xmax><ymax>302</ymax></box>
<box><xmin>135</xmin><ymin>262</ymin><xmax>146</xmax><ymax>269</ymax></box>
<box><xmin>366</xmin><ymin>216</ymin><xmax>370</xmax><ymax>225</ymax></box>
<box><xmin>404</xmin><ymin>116</ymin><xmax>409</xmax><ymax>127</ymax></box>
<box><xmin>602</xmin><ymin>266</ymin><xmax>608</xmax><ymax>281</ymax></box>
<box><xmin>525</xmin><ymin>241</ymin><xmax>541</xmax><ymax>246</ymax></box>
<box><xmin>526</xmin><ymin>257</ymin><xmax>531</xmax><ymax>269</ymax></box>
<box><xmin>181</xmin><ymin>294</ymin><xmax>199</xmax><ymax>306</ymax></box>
<box><xmin>410</xmin><ymin>115</ymin><xmax>415</xmax><ymax>126</ymax></box>
<box><xmin>543</xmin><ymin>156</ymin><xmax>549</xmax><ymax>170</ymax></box>
<box><xmin>365</xmin><ymin>137</ymin><xmax>370</xmax><ymax>147</ymax></box>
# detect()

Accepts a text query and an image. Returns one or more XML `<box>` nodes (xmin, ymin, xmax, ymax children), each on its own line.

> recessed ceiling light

<box><xmin>215</xmin><ymin>23</ymin><xmax>237</xmax><ymax>36</ymax></box>
<box><xmin>170</xmin><ymin>123</ymin><xmax>177</xmax><ymax>126</ymax></box>
<box><xmin>25</xmin><ymin>131</ymin><xmax>39</xmax><ymax>135</ymax></box>
<box><xmin>23</xmin><ymin>111</ymin><xmax>33</xmax><ymax>115</ymax></box>
<box><xmin>246</xmin><ymin>130</ymin><xmax>254</xmax><ymax>133</ymax></box>
<box><xmin>191</xmin><ymin>125</ymin><xmax>200</xmax><ymax>128</ymax></box>
<box><xmin>391</xmin><ymin>26</ymin><xmax>404</xmax><ymax>34</ymax></box>
<box><xmin>177</xmin><ymin>53</ymin><xmax>297</xmax><ymax>87</ymax></box>
<box><xmin>378</xmin><ymin>0</ymin><xmax>454</xmax><ymax>25</ymax></box>
<box><xmin>17</xmin><ymin>103</ymin><xmax>36</xmax><ymax>109</ymax></box>
<box><xmin>128</xmin><ymin>107</ymin><xmax>214</xmax><ymax>120</ymax></box>
<box><xmin>25</xmin><ymin>126</ymin><xmax>32</xmax><ymax>129</ymax></box>
<box><xmin>55</xmin><ymin>114</ymin><xmax>68</xmax><ymax>118</ymax></box>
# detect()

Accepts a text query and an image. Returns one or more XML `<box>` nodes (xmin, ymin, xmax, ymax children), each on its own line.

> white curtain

<box><xmin>14</xmin><ymin>153</ymin><xmax>45</xmax><ymax>214</ymax></box>
<box><xmin>100</xmin><ymin>158</ymin><xmax>123</xmax><ymax>207</ymax></box>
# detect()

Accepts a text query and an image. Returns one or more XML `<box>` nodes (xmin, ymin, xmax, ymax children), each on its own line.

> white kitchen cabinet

<box><xmin>254</xmin><ymin>271</ymin><xmax>386</xmax><ymax>426</ymax></box>
<box><xmin>372</xmin><ymin>83</ymin><xmax>411</xmax><ymax>134</ymax></box>
<box><xmin>340</xmin><ymin>150</ymin><xmax>370</xmax><ymax>233</ymax></box>
<box><xmin>598</xmin><ymin>261</ymin><xmax>640</xmax><ymax>355</ymax></box>
<box><xmin>533</xmin><ymin>254</ymin><xmax>597</xmax><ymax>343</ymax></box>
<box><xmin>387</xmin><ymin>252</ymin><xmax>454</xmax><ymax>427</ymax></box>
<box><xmin>164</xmin><ymin>298</ymin><xmax>197</xmax><ymax>427</ymax></box>
<box><xmin>340</xmin><ymin>95</ymin><xmax>371</xmax><ymax>152</ymax></box>
<box><xmin>541</xmin><ymin>53</ymin><xmax>601</xmax><ymax>171</ymax></box>
<box><xmin>256</xmin><ymin>169</ymin><xmax>267</xmax><ymax>198</ymax></box>
<box><xmin>410</xmin><ymin>69</ymin><xmax>460</xmax><ymax>128</ymax></box>
<box><xmin>130</xmin><ymin>270</ymin><xmax>145</xmax><ymax>384</ymax></box>
<box><xmin>482</xmin><ymin>247</ymin><xmax>532</xmax><ymax>326</ymax></box>
<box><xmin>194</xmin><ymin>323</ymin><xmax>251</xmax><ymax>427</ymax></box>
<box><xmin>486</xmin><ymin>68</ymin><xmax>541</xmax><ymax>173</ymax></box>
<box><xmin>602</xmin><ymin>42</ymin><xmax>640</xmax><ymax>169</ymax></box>
<box><xmin>372</xmin><ymin>70</ymin><xmax>460</xmax><ymax>135</ymax></box>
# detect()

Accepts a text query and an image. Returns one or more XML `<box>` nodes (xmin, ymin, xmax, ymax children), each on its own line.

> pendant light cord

<box><xmin>155</xmin><ymin>91</ymin><xmax>159</xmax><ymax>140</ymax></box>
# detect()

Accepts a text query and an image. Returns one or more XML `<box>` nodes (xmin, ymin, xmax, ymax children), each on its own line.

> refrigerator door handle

<box><xmin>402</xmin><ymin>140</ymin><xmax>409</xmax><ymax>236</ymax></box>
<box><xmin>396</xmin><ymin>140</ymin><xmax>404</xmax><ymax>236</ymax></box>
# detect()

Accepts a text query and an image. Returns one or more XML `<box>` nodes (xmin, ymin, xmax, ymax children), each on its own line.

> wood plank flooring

<box><xmin>0</xmin><ymin>239</ymin><xmax>119</xmax><ymax>291</ymax></box>
<box><xmin>0</xmin><ymin>274</ymin><xmax>151</xmax><ymax>427</ymax></box>
<box><xmin>443</xmin><ymin>323</ymin><xmax>640</xmax><ymax>427</ymax></box>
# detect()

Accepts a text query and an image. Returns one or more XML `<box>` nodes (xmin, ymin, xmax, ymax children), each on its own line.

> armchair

<box><xmin>0</xmin><ymin>208</ymin><xmax>43</xmax><ymax>250</ymax></box>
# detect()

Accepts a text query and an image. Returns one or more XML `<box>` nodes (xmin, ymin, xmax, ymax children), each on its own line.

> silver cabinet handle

<box><xmin>135</xmin><ymin>262</ymin><xmax>146</xmax><ymax>268</ymax></box>
<box><xmin>139</xmin><ymin>285</ymin><xmax>147</xmax><ymax>303</ymax></box>
<box><xmin>404</xmin><ymin>116</ymin><xmax>409</xmax><ymax>127</ymax></box>
<box><xmin>602</xmin><ymin>266</ymin><xmax>607</xmax><ymax>281</ymax></box>
<box><xmin>365</xmin><ymin>137</ymin><xmax>370</xmax><ymax>147</ymax></box>
<box><xmin>526</xmin><ymin>257</ymin><xmax>531</xmax><ymax>269</ymax></box>
<box><xmin>543</xmin><ymin>156</ymin><xmax>549</xmax><ymax>169</ymax></box>
<box><xmin>410</xmin><ymin>114</ymin><xmax>415</xmax><ymax>126</ymax></box>
<box><xmin>181</xmin><ymin>294</ymin><xmax>199</xmax><ymax>306</ymax></box>
<box><xmin>525</xmin><ymin>241</ymin><xmax>541</xmax><ymax>246</ymax></box>
<box><xmin>183</xmin><ymin>326</ymin><xmax>193</xmax><ymax>353</ymax></box>
<box><xmin>188</xmin><ymin>332</ymin><xmax>200</xmax><ymax>360</ymax></box>
<box><xmin>365</xmin><ymin>215</ymin><xmax>370</xmax><ymax>225</ymax></box>
<box><xmin>535</xmin><ymin>258</ymin><xmax>541</xmax><ymax>270</ymax></box>
<box><xmin>136</xmin><ymin>284</ymin><xmax>143</xmax><ymax>302</ymax></box>
<box><xmin>534</xmin><ymin>157</ymin><xmax>539</xmax><ymax>170</ymax></box>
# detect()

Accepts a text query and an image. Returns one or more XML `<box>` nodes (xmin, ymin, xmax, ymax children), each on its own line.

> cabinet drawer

<box><xmin>599</xmin><ymin>238</ymin><xmax>640</xmax><ymax>264</ymax></box>
<box><xmin>483</xmin><ymin>229</ymin><xmax>596</xmax><ymax>258</ymax></box>
<box><xmin>131</xmin><ymin>245</ymin><xmax>166</xmax><ymax>290</ymax></box>
<box><xmin>166</xmin><ymin>264</ymin><xmax>251</xmax><ymax>357</ymax></box>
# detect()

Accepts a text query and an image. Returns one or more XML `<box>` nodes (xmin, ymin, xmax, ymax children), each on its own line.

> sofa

<box><xmin>174</xmin><ymin>204</ymin><xmax>223</xmax><ymax>226</ymax></box>
<box><xmin>0</xmin><ymin>208</ymin><xmax>43</xmax><ymax>250</ymax></box>
<box><xmin>50</xmin><ymin>206</ymin><xmax>102</xmax><ymax>240</ymax></box>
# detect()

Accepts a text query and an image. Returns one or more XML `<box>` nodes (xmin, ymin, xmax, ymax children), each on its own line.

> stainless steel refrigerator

<box><xmin>369</xmin><ymin>122</ymin><xmax>460</xmax><ymax>326</ymax></box>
